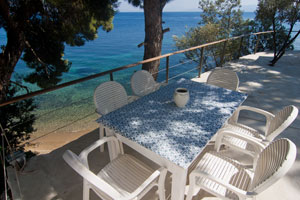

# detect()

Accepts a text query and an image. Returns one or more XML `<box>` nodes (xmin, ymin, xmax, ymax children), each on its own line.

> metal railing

<box><xmin>0</xmin><ymin>31</ymin><xmax>273</xmax><ymax>107</ymax></box>
<box><xmin>0</xmin><ymin>30</ymin><xmax>278</xmax><ymax>153</ymax></box>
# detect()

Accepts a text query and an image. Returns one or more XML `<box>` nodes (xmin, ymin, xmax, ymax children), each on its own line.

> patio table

<box><xmin>97</xmin><ymin>78</ymin><xmax>247</xmax><ymax>200</ymax></box>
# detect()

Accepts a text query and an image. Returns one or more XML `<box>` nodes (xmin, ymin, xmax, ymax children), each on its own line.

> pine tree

<box><xmin>127</xmin><ymin>0</ymin><xmax>171</xmax><ymax>79</ymax></box>
<box><xmin>174</xmin><ymin>0</ymin><xmax>248</xmax><ymax>69</ymax></box>
<box><xmin>256</xmin><ymin>0</ymin><xmax>300</xmax><ymax>66</ymax></box>
<box><xmin>0</xmin><ymin>0</ymin><xmax>118</xmax><ymax>100</ymax></box>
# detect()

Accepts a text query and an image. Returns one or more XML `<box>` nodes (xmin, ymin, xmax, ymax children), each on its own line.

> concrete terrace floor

<box><xmin>7</xmin><ymin>51</ymin><xmax>300</xmax><ymax>200</ymax></box>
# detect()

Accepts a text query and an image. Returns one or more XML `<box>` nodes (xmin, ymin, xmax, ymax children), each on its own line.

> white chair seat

<box><xmin>63</xmin><ymin>136</ymin><xmax>167</xmax><ymax>200</ymax></box>
<box><xmin>193</xmin><ymin>152</ymin><xmax>253</xmax><ymax>199</ymax></box>
<box><xmin>186</xmin><ymin>138</ymin><xmax>297</xmax><ymax>200</ymax></box>
<box><xmin>215</xmin><ymin>105</ymin><xmax>298</xmax><ymax>158</ymax></box>
<box><xmin>220</xmin><ymin>124</ymin><xmax>265</xmax><ymax>155</ymax></box>
<box><xmin>98</xmin><ymin>154</ymin><xmax>155</xmax><ymax>196</ymax></box>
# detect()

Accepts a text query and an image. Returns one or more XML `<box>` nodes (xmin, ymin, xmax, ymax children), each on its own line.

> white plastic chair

<box><xmin>206</xmin><ymin>68</ymin><xmax>239</xmax><ymax>91</ymax></box>
<box><xmin>94</xmin><ymin>81</ymin><xmax>128</xmax><ymax>151</ymax></box>
<box><xmin>131</xmin><ymin>70</ymin><xmax>162</xmax><ymax>97</ymax></box>
<box><xmin>215</xmin><ymin>105</ymin><xmax>298</xmax><ymax>158</ymax></box>
<box><xmin>186</xmin><ymin>138</ymin><xmax>296</xmax><ymax>200</ymax></box>
<box><xmin>63</xmin><ymin>136</ymin><xmax>167</xmax><ymax>200</ymax></box>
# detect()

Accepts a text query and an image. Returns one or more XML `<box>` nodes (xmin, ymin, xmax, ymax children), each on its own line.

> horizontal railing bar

<box><xmin>168</xmin><ymin>67</ymin><xmax>199</xmax><ymax>81</ymax></box>
<box><xmin>22</xmin><ymin>111</ymin><xmax>96</xmax><ymax>146</ymax></box>
<box><xmin>144</xmin><ymin>58</ymin><xmax>198</xmax><ymax>76</ymax></box>
<box><xmin>0</xmin><ymin>31</ymin><xmax>273</xmax><ymax>107</ymax></box>
<box><xmin>7</xmin><ymin>96</ymin><xmax>93</xmax><ymax>131</ymax></box>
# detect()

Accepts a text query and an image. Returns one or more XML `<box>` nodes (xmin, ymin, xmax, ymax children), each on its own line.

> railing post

<box><xmin>254</xmin><ymin>34</ymin><xmax>261</xmax><ymax>54</ymax></box>
<box><xmin>198</xmin><ymin>47</ymin><xmax>205</xmax><ymax>78</ymax></box>
<box><xmin>238</xmin><ymin>36</ymin><xmax>244</xmax><ymax>59</ymax></box>
<box><xmin>0</xmin><ymin>31</ymin><xmax>273</xmax><ymax>107</ymax></box>
<box><xmin>165</xmin><ymin>56</ymin><xmax>169</xmax><ymax>83</ymax></box>
<box><xmin>110</xmin><ymin>72</ymin><xmax>113</xmax><ymax>81</ymax></box>
<box><xmin>220</xmin><ymin>40</ymin><xmax>227</xmax><ymax>67</ymax></box>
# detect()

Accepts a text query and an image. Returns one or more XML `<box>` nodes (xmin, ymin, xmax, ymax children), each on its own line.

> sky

<box><xmin>118</xmin><ymin>0</ymin><xmax>258</xmax><ymax>12</ymax></box>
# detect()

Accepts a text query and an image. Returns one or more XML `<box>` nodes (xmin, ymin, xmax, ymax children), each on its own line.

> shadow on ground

<box><xmin>8</xmin><ymin>51</ymin><xmax>300</xmax><ymax>200</ymax></box>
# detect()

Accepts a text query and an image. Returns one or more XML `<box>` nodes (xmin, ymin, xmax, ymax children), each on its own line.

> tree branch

<box><xmin>10</xmin><ymin>81</ymin><xmax>30</xmax><ymax>94</ymax></box>
<box><xmin>270</xmin><ymin>29</ymin><xmax>300</xmax><ymax>66</ymax></box>
<box><xmin>162</xmin><ymin>27</ymin><xmax>170</xmax><ymax>34</ymax></box>
<box><xmin>24</xmin><ymin>40</ymin><xmax>50</xmax><ymax>78</ymax></box>
<box><xmin>0</xmin><ymin>0</ymin><xmax>10</xmax><ymax>23</ymax></box>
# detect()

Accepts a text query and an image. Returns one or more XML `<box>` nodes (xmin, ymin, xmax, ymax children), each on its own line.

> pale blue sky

<box><xmin>119</xmin><ymin>0</ymin><xmax>258</xmax><ymax>12</ymax></box>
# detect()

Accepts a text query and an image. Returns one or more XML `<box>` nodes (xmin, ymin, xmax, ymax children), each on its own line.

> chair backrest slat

<box><xmin>250</xmin><ymin>138</ymin><xmax>296</xmax><ymax>193</ymax></box>
<box><xmin>94</xmin><ymin>81</ymin><xmax>128</xmax><ymax>115</ymax></box>
<box><xmin>266</xmin><ymin>105</ymin><xmax>298</xmax><ymax>141</ymax></box>
<box><xmin>131</xmin><ymin>70</ymin><xmax>157</xmax><ymax>97</ymax></box>
<box><xmin>206</xmin><ymin>68</ymin><xmax>239</xmax><ymax>91</ymax></box>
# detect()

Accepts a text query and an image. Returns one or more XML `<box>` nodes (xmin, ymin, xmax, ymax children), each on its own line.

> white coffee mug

<box><xmin>174</xmin><ymin>88</ymin><xmax>189</xmax><ymax>107</ymax></box>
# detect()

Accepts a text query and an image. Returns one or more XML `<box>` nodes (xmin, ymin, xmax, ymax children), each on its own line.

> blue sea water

<box><xmin>1</xmin><ymin>12</ymin><xmax>300</xmax><ymax>137</ymax></box>
<box><xmin>0</xmin><ymin>12</ymin><xmax>299</xmax><ymax>106</ymax></box>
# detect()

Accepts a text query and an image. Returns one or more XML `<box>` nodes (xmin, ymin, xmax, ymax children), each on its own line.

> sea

<box><xmin>1</xmin><ymin>12</ymin><xmax>300</xmax><ymax>95</ymax></box>
<box><xmin>1</xmin><ymin>12</ymin><xmax>300</xmax><ymax>138</ymax></box>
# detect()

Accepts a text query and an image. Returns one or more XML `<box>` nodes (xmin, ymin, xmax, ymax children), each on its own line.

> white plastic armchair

<box><xmin>94</xmin><ymin>81</ymin><xmax>128</xmax><ymax>115</ymax></box>
<box><xmin>186</xmin><ymin>138</ymin><xmax>296</xmax><ymax>200</ymax></box>
<box><xmin>94</xmin><ymin>81</ymin><xmax>128</xmax><ymax>151</ymax></box>
<box><xmin>63</xmin><ymin>136</ymin><xmax>167</xmax><ymax>200</ymax></box>
<box><xmin>131</xmin><ymin>70</ymin><xmax>162</xmax><ymax>97</ymax></box>
<box><xmin>206</xmin><ymin>68</ymin><xmax>239</xmax><ymax>91</ymax></box>
<box><xmin>215</xmin><ymin>105</ymin><xmax>298</xmax><ymax>158</ymax></box>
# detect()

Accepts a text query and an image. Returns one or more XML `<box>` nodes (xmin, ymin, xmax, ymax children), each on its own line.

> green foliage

<box><xmin>0</xmin><ymin>78</ymin><xmax>36</xmax><ymax>197</ymax></box>
<box><xmin>174</xmin><ymin>23</ymin><xmax>221</xmax><ymax>69</ymax></box>
<box><xmin>199</xmin><ymin>0</ymin><xmax>243</xmax><ymax>35</ymax></box>
<box><xmin>255</xmin><ymin>0</ymin><xmax>293</xmax><ymax>50</ymax></box>
<box><xmin>0</xmin><ymin>79</ymin><xmax>36</xmax><ymax>153</ymax></box>
<box><xmin>127</xmin><ymin>0</ymin><xmax>144</xmax><ymax>8</ymax></box>
<box><xmin>0</xmin><ymin>0</ymin><xmax>118</xmax><ymax>89</ymax></box>
<box><xmin>126</xmin><ymin>0</ymin><xmax>172</xmax><ymax>8</ymax></box>
<box><xmin>0</xmin><ymin>0</ymin><xmax>117</xmax><ymax>158</ymax></box>
<box><xmin>255</xmin><ymin>0</ymin><xmax>300</xmax><ymax>65</ymax></box>
<box><xmin>174</xmin><ymin>0</ymin><xmax>248</xmax><ymax>69</ymax></box>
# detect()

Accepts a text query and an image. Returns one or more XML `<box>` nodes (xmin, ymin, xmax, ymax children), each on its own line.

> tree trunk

<box><xmin>270</xmin><ymin>29</ymin><xmax>300</xmax><ymax>66</ymax></box>
<box><xmin>142</xmin><ymin>0</ymin><xmax>165</xmax><ymax>80</ymax></box>
<box><xmin>0</xmin><ymin>0</ymin><xmax>26</xmax><ymax>101</ymax></box>
<box><xmin>271</xmin><ymin>17</ymin><xmax>277</xmax><ymax>58</ymax></box>
<box><xmin>0</xmin><ymin>28</ymin><xmax>25</xmax><ymax>101</ymax></box>
<box><xmin>0</xmin><ymin>30</ymin><xmax>25</xmax><ymax>102</ymax></box>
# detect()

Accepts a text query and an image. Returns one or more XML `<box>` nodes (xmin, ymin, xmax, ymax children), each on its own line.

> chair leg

<box><xmin>83</xmin><ymin>180</ymin><xmax>90</xmax><ymax>200</ymax></box>
<box><xmin>186</xmin><ymin>175</ymin><xmax>197</xmax><ymax>200</ymax></box>
<box><xmin>185</xmin><ymin>185</ymin><xmax>194</xmax><ymax>200</ymax></box>
<box><xmin>158</xmin><ymin>169</ymin><xmax>167</xmax><ymax>200</ymax></box>
<box><xmin>99</xmin><ymin>126</ymin><xmax>105</xmax><ymax>152</ymax></box>
<box><xmin>214</xmin><ymin>132</ymin><xmax>223</xmax><ymax>152</ymax></box>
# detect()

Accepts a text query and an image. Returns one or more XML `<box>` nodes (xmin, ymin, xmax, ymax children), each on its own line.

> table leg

<box><xmin>171</xmin><ymin>168</ymin><xmax>188</xmax><ymax>200</ymax></box>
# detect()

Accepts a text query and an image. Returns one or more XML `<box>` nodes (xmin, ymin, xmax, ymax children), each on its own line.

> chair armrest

<box><xmin>157</xmin><ymin>82</ymin><xmax>167</xmax><ymax>87</ymax></box>
<box><xmin>124</xmin><ymin>167</ymin><xmax>167</xmax><ymax>200</ymax></box>
<box><xmin>229</xmin><ymin>106</ymin><xmax>275</xmax><ymax>124</ymax></box>
<box><xmin>79</xmin><ymin>136</ymin><xmax>121</xmax><ymax>167</ymax></box>
<box><xmin>215</xmin><ymin>129</ymin><xmax>265</xmax><ymax>156</ymax></box>
<box><xmin>229</xmin><ymin>106</ymin><xmax>275</xmax><ymax>135</ymax></box>
<box><xmin>153</xmin><ymin>82</ymin><xmax>162</xmax><ymax>91</ymax></box>
<box><xmin>63</xmin><ymin>150</ymin><xmax>122</xmax><ymax>199</ymax></box>
<box><xmin>190</xmin><ymin>169</ymin><xmax>253</xmax><ymax>199</ymax></box>
<box><xmin>128</xmin><ymin>95</ymin><xmax>139</xmax><ymax>103</ymax></box>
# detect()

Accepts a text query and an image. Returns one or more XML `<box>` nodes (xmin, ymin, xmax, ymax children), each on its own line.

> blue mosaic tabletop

<box><xmin>97</xmin><ymin>79</ymin><xmax>247</xmax><ymax>168</ymax></box>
